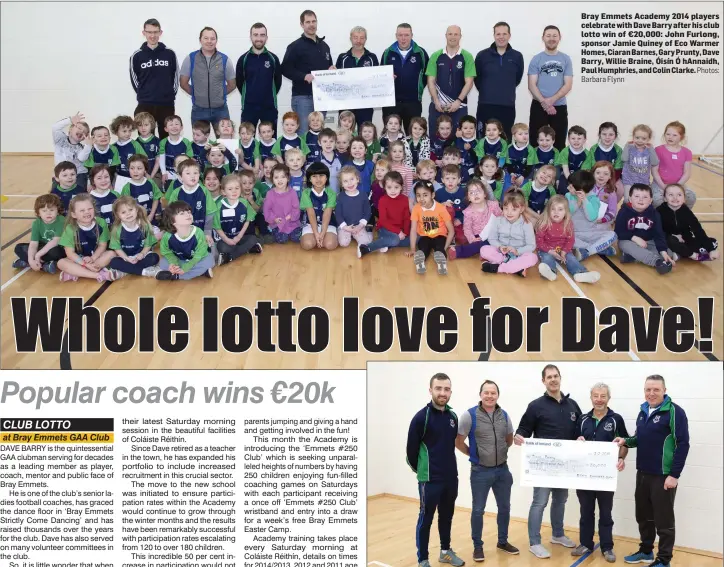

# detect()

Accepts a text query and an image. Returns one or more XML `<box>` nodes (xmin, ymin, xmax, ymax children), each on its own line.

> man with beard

<box><xmin>514</xmin><ymin>364</ymin><xmax>581</xmax><ymax>559</ymax></box>
<box><xmin>527</xmin><ymin>26</ymin><xmax>573</xmax><ymax>150</ymax></box>
<box><xmin>406</xmin><ymin>373</ymin><xmax>465</xmax><ymax>567</ymax></box>
<box><xmin>236</xmin><ymin>23</ymin><xmax>283</xmax><ymax>137</ymax></box>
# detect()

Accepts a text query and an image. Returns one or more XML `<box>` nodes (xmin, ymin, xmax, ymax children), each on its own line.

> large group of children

<box><xmin>12</xmin><ymin>109</ymin><xmax>719</xmax><ymax>284</ymax></box>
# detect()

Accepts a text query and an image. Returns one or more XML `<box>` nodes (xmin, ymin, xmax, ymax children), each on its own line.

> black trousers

<box><xmin>577</xmin><ymin>489</ymin><xmax>614</xmax><ymax>552</ymax></box>
<box><xmin>476</xmin><ymin>103</ymin><xmax>516</xmax><ymax>142</ymax></box>
<box><xmin>383</xmin><ymin>100</ymin><xmax>422</xmax><ymax>135</ymax></box>
<box><xmin>529</xmin><ymin>100</ymin><xmax>568</xmax><ymax>151</ymax></box>
<box><xmin>134</xmin><ymin>103</ymin><xmax>176</xmax><ymax>139</ymax></box>
<box><xmin>15</xmin><ymin>243</ymin><xmax>66</xmax><ymax>264</ymax></box>
<box><xmin>217</xmin><ymin>234</ymin><xmax>259</xmax><ymax>260</ymax></box>
<box><xmin>666</xmin><ymin>234</ymin><xmax>718</xmax><ymax>258</ymax></box>
<box><xmin>416</xmin><ymin>478</ymin><xmax>458</xmax><ymax>561</ymax></box>
<box><xmin>635</xmin><ymin>471</ymin><xmax>676</xmax><ymax>564</ymax></box>
<box><xmin>241</xmin><ymin>104</ymin><xmax>279</xmax><ymax>138</ymax></box>
<box><xmin>418</xmin><ymin>235</ymin><xmax>447</xmax><ymax>259</ymax></box>
<box><xmin>109</xmin><ymin>253</ymin><xmax>160</xmax><ymax>275</ymax></box>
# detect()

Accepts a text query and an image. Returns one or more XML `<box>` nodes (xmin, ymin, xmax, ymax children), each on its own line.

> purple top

<box><xmin>591</xmin><ymin>185</ymin><xmax>617</xmax><ymax>224</ymax></box>
<box><xmin>262</xmin><ymin>189</ymin><xmax>301</xmax><ymax>234</ymax></box>
<box><xmin>622</xmin><ymin>143</ymin><xmax>659</xmax><ymax>186</ymax></box>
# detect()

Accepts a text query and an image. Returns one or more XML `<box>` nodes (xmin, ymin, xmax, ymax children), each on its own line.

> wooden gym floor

<box><xmin>367</xmin><ymin>495</ymin><xmax>722</xmax><ymax>567</ymax></box>
<box><xmin>1</xmin><ymin>155</ymin><xmax>722</xmax><ymax>369</ymax></box>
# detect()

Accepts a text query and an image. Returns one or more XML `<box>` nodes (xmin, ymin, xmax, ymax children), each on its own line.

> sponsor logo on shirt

<box><xmin>539</xmin><ymin>61</ymin><xmax>564</xmax><ymax>77</ymax></box>
<box><xmin>141</xmin><ymin>59</ymin><xmax>169</xmax><ymax>69</ymax></box>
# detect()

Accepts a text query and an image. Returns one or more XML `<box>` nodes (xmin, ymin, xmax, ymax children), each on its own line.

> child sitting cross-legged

<box><xmin>566</xmin><ymin>170</ymin><xmax>618</xmax><ymax>261</ymax></box>
<box><xmin>156</xmin><ymin>201</ymin><xmax>215</xmax><ymax>281</ymax></box>
<box><xmin>409</xmin><ymin>180</ymin><xmax>454</xmax><ymax>275</ymax></box>
<box><xmin>165</xmin><ymin>159</ymin><xmax>218</xmax><ymax>249</ymax></box>
<box><xmin>12</xmin><ymin>194</ymin><xmax>67</xmax><ymax>274</ymax></box>
<box><xmin>214</xmin><ymin>173</ymin><xmax>263</xmax><ymax>266</ymax></box>
<box><xmin>262</xmin><ymin>164</ymin><xmax>302</xmax><ymax>244</ymax></box>
<box><xmin>447</xmin><ymin>178</ymin><xmax>501</xmax><ymax>260</ymax></box>
<box><xmin>106</xmin><ymin>196</ymin><xmax>160</xmax><ymax>279</ymax></box>
<box><xmin>359</xmin><ymin>171</ymin><xmax>411</xmax><ymax>257</ymax></box>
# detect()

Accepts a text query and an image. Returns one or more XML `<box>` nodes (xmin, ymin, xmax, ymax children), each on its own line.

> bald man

<box><xmin>425</xmin><ymin>26</ymin><xmax>476</xmax><ymax>135</ymax></box>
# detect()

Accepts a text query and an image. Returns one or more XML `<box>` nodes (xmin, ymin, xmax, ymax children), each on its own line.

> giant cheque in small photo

<box><xmin>311</xmin><ymin>66</ymin><xmax>396</xmax><ymax>111</ymax></box>
<box><xmin>520</xmin><ymin>439</ymin><xmax>619</xmax><ymax>491</ymax></box>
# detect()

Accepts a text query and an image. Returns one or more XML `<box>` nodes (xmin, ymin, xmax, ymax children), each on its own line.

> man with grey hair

<box><xmin>336</xmin><ymin>26</ymin><xmax>379</xmax><ymax>126</ymax></box>
<box><xmin>572</xmin><ymin>382</ymin><xmax>629</xmax><ymax>563</ymax></box>
<box><xmin>614</xmin><ymin>375</ymin><xmax>689</xmax><ymax>567</ymax></box>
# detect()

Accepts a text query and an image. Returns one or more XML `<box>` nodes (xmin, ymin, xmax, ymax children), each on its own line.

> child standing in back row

<box><xmin>110</xmin><ymin>115</ymin><xmax>147</xmax><ymax>190</ymax></box>
<box><xmin>52</xmin><ymin>112</ymin><xmax>91</xmax><ymax>190</ymax></box>
<box><xmin>622</xmin><ymin>124</ymin><xmax>659</xmax><ymax>203</ymax></box>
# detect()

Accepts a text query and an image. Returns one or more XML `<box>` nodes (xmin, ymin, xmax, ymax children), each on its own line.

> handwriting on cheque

<box><xmin>525</xmin><ymin>454</ymin><xmax>613</xmax><ymax>478</ymax></box>
<box><xmin>316</xmin><ymin>74</ymin><xmax>393</xmax><ymax>100</ymax></box>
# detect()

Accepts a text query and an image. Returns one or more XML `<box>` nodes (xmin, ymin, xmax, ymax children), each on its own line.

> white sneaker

<box><xmin>573</xmin><ymin>271</ymin><xmax>600</xmax><ymax>284</ymax></box>
<box><xmin>551</xmin><ymin>535</ymin><xmax>576</xmax><ymax>548</ymax></box>
<box><xmin>538</xmin><ymin>263</ymin><xmax>557</xmax><ymax>281</ymax></box>
<box><xmin>529</xmin><ymin>544</ymin><xmax>551</xmax><ymax>559</ymax></box>
<box><xmin>141</xmin><ymin>265</ymin><xmax>161</xmax><ymax>278</ymax></box>
<box><xmin>378</xmin><ymin>247</ymin><xmax>388</xmax><ymax>253</ymax></box>
<box><xmin>357</xmin><ymin>245</ymin><xmax>362</xmax><ymax>259</ymax></box>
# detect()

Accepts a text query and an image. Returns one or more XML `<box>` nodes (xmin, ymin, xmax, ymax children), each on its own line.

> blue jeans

<box><xmin>368</xmin><ymin>227</ymin><xmax>409</xmax><ymax>252</ymax></box>
<box><xmin>528</xmin><ymin>487</ymin><xmax>568</xmax><ymax>545</ymax></box>
<box><xmin>291</xmin><ymin>95</ymin><xmax>326</xmax><ymax>135</ymax></box>
<box><xmin>470</xmin><ymin>464</ymin><xmax>513</xmax><ymax>548</ymax></box>
<box><xmin>538</xmin><ymin>251</ymin><xmax>587</xmax><ymax>276</ymax></box>
<box><xmin>191</xmin><ymin>103</ymin><xmax>230</xmax><ymax>125</ymax></box>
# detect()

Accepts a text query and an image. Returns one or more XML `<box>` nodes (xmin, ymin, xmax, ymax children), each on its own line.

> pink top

<box><xmin>463</xmin><ymin>201</ymin><xmax>501</xmax><ymax>243</ymax></box>
<box><xmin>390</xmin><ymin>162</ymin><xmax>414</xmax><ymax>197</ymax></box>
<box><xmin>262</xmin><ymin>189</ymin><xmax>301</xmax><ymax>234</ymax></box>
<box><xmin>655</xmin><ymin>145</ymin><xmax>692</xmax><ymax>184</ymax></box>
<box><xmin>591</xmin><ymin>185</ymin><xmax>618</xmax><ymax>224</ymax></box>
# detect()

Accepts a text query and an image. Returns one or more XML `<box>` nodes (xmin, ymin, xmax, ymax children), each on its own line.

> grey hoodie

<box><xmin>487</xmin><ymin>215</ymin><xmax>535</xmax><ymax>253</ymax></box>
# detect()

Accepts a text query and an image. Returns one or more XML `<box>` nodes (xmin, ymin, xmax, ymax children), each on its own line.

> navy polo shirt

<box><xmin>426</xmin><ymin>48</ymin><xmax>476</xmax><ymax>106</ymax></box>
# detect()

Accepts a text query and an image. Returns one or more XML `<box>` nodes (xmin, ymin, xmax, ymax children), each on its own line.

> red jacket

<box><xmin>535</xmin><ymin>221</ymin><xmax>574</xmax><ymax>253</ymax></box>
<box><xmin>378</xmin><ymin>193</ymin><xmax>411</xmax><ymax>236</ymax></box>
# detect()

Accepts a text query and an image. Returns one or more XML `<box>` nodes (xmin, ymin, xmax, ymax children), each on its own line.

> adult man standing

<box><xmin>236</xmin><ymin>23</ymin><xmax>282</xmax><ymax>137</ymax></box>
<box><xmin>407</xmin><ymin>373</ymin><xmax>465</xmax><ymax>567</ymax></box>
<box><xmin>381</xmin><ymin>24</ymin><xmax>428</xmax><ymax>134</ymax></box>
<box><xmin>281</xmin><ymin>10</ymin><xmax>334</xmax><ymax>135</ymax></box>
<box><xmin>572</xmin><ymin>383</ymin><xmax>630</xmax><ymax>563</ymax></box>
<box><xmin>425</xmin><ymin>26</ymin><xmax>476</xmax><ymax>135</ymax></box>
<box><xmin>336</xmin><ymin>26</ymin><xmax>378</xmax><ymax>127</ymax></box>
<box><xmin>179</xmin><ymin>27</ymin><xmax>237</xmax><ymax>124</ymax></box>
<box><xmin>614</xmin><ymin>375</ymin><xmax>689</xmax><ymax>567</ymax></box>
<box><xmin>456</xmin><ymin>380</ymin><xmax>520</xmax><ymax>562</ymax></box>
<box><xmin>527</xmin><ymin>26</ymin><xmax>573</xmax><ymax>150</ymax></box>
<box><xmin>514</xmin><ymin>364</ymin><xmax>581</xmax><ymax>559</ymax></box>
<box><xmin>473</xmin><ymin>22</ymin><xmax>524</xmax><ymax>141</ymax></box>
<box><xmin>129</xmin><ymin>18</ymin><xmax>179</xmax><ymax>137</ymax></box>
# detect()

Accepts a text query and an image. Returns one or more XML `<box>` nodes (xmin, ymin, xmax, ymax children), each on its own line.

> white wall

<box><xmin>367</xmin><ymin>362</ymin><xmax>723</xmax><ymax>554</ymax></box>
<box><xmin>2</xmin><ymin>2</ymin><xmax>722</xmax><ymax>153</ymax></box>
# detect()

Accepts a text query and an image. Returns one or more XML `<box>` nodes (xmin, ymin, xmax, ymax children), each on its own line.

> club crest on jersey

<box><xmin>653</xmin><ymin>415</ymin><xmax>661</xmax><ymax>423</ymax></box>
<box><xmin>450</xmin><ymin>419</ymin><xmax>455</xmax><ymax>428</ymax></box>
<box><xmin>265</xmin><ymin>61</ymin><xmax>271</xmax><ymax>68</ymax></box>
<box><xmin>325</xmin><ymin>52</ymin><xmax>330</xmax><ymax>61</ymax></box>
<box><xmin>604</xmin><ymin>422</ymin><xmax>613</xmax><ymax>431</ymax></box>
<box><xmin>570</xmin><ymin>412</ymin><xmax>576</xmax><ymax>421</ymax></box>
<box><xmin>364</xmin><ymin>60</ymin><xmax>371</xmax><ymax>66</ymax></box>
<box><xmin>196</xmin><ymin>202</ymin><xmax>202</xmax><ymax>210</ymax></box>
<box><xmin>410</xmin><ymin>56</ymin><xmax>416</xmax><ymax>63</ymax></box>
<box><xmin>456</xmin><ymin>61</ymin><xmax>463</xmax><ymax>69</ymax></box>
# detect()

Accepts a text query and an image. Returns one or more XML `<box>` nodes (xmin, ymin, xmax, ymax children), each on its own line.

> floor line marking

<box><xmin>693</xmin><ymin>161</ymin><xmax>724</xmax><ymax>177</ymax></box>
<box><xmin>569</xmin><ymin>543</ymin><xmax>600</xmax><ymax>567</ymax></box>
<box><xmin>1</xmin><ymin>267</ymin><xmax>30</xmax><ymax>292</ymax></box>
<box><xmin>556</xmin><ymin>262</ymin><xmax>639</xmax><ymax>361</ymax></box>
<box><xmin>2</xmin><ymin>228</ymin><xmax>31</xmax><ymax>251</ymax></box>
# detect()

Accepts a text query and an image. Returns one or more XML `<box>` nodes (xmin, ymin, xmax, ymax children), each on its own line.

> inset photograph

<box><xmin>367</xmin><ymin>362</ymin><xmax>722</xmax><ymax>567</ymax></box>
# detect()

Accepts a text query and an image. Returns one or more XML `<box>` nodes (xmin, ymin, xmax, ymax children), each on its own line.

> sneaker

<box><xmin>249</xmin><ymin>243</ymin><xmax>263</xmax><ymax>254</ymax></box>
<box><xmin>12</xmin><ymin>259</ymin><xmax>29</xmax><ymax>269</ymax></box>
<box><xmin>365</xmin><ymin>224</ymin><xmax>374</xmax><ymax>232</ymax></box>
<box><xmin>599</xmin><ymin>246</ymin><xmax>617</xmax><ymax>257</ymax></box>
<box><xmin>155</xmin><ymin>270</ymin><xmax>179</xmax><ymax>281</ymax></box>
<box><xmin>573</xmin><ymin>271</ymin><xmax>600</xmax><ymax>284</ymax></box>
<box><xmin>262</xmin><ymin>233</ymin><xmax>275</xmax><ymax>245</ymax></box>
<box><xmin>414</xmin><ymin>250</ymin><xmax>426</xmax><ymax>274</ymax></box>
<box><xmin>42</xmin><ymin>261</ymin><xmax>57</xmax><ymax>274</ymax></box>
<box><xmin>378</xmin><ymin>246</ymin><xmax>388</xmax><ymax>253</ymax></box>
<box><xmin>439</xmin><ymin>549</ymin><xmax>465</xmax><ymax>566</ymax></box>
<box><xmin>433</xmin><ymin>251</ymin><xmax>448</xmax><ymax>275</ymax></box>
<box><xmin>551</xmin><ymin>535</ymin><xmax>576</xmax><ymax>548</ymax></box>
<box><xmin>472</xmin><ymin>547</ymin><xmax>484</xmax><ymax>562</ymax></box>
<box><xmin>496</xmin><ymin>542</ymin><xmax>519</xmax><ymax>555</ymax></box>
<box><xmin>481</xmin><ymin>262</ymin><xmax>499</xmax><ymax>274</ymax></box>
<box><xmin>514</xmin><ymin>269</ymin><xmax>527</xmax><ymax>278</ymax></box>
<box><xmin>529</xmin><ymin>544</ymin><xmax>551</xmax><ymax>559</ymax></box>
<box><xmin>107</xmin><ymin>269</ymin><xmax>126</xmax><ymax>281</ymax></box>
<box><xmin>620</xmin><ymin>252</ymin><xmax>636</xmax><ymax>264</ymax></box>
<box><xmin>655</xmin><ymin>259</ymin><xmax>672</xmax><ymax>274</ymax></box>
<box><xmin>357</xmin><ymin>245</ymin><xmax>363</xmax><ymax>259</ymax></box>
<box><xmin>96</xmin><ymin>269</ymin><xmax>112</xmax><ymax>282</ymax></box>
<box><xmin>358</xmin><ymin>244</ymin><xmax>371</xmax><ymax>258</ymax></box>
<box><xmin>141</xmin><ymin>265</ymin><xmax>161</xmax><ymax>277</ymax></box>
<box><xmin>448</xmin><ymin>247</ymin><xmax>457</xmax><ymax>260</ymax></box>
<box><xmin>205</xmin><ymin>268</ymin><xmax>214</xmax><ymax>278</ymax></box>
<box><xmin>623</xmin><ymin>551</ymin><xmax>654</xmax><ymax>564</ymax></box>
<box><xmin>574</xmin><ymin>248</ymin><xmax>590</xmax><ymax>261</ymax></box>
<box><xmin>538</xmin><ymin>263</ymin><xmax>557</xmax><ymax>281</ymax></box>
<box><xmin>696</xmin><ymin>252</ymin><xmax>710</xmax><ymax>261</ymax></box>
<box><xmin>571</xmin><ymin>545</ymin><xmax>592</xmax><ymax>556</ymax></box>
<box><xmin>603</xmin><ymin>550</ymin><xmax>616</xmax><ymax>563</ymax></box>
<box><xmin>59</xmin><ymin>271</ymin><xmax>78</xmax><ymax>282</ymax></box>
<box><xmin>648</xmin><ymin>560</ymin><xmax>669</xmax><ymax>567</ymax></box>
<box><xmin>418</xmin><ymin>561</ymin><xmax>431</xmax><ymax>567</ymax></box>
<box><xmin>216</xmin><ymin>252</ymin><xmax>229</xmax><ymax>266</ymax></box>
